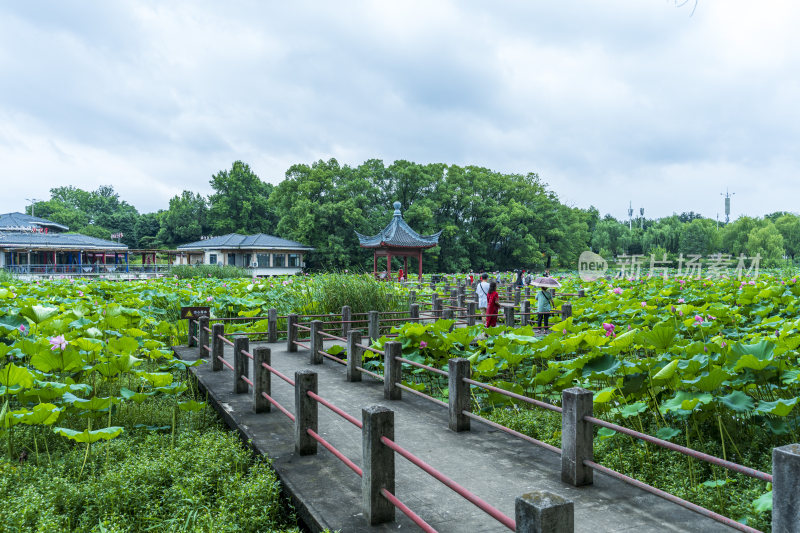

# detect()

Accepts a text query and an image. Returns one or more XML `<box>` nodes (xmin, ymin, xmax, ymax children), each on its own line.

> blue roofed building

<box><xmin>176</xmin><ymin>233</ymin><xmax>313</xmax><ymax>276</ymax></box>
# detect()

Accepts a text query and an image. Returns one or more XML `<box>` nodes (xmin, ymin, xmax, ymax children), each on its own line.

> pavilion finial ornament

<box><xmin>393</xmin><ymin>201</ymin><xmax>402</xmax><ymax>216</ymax></box>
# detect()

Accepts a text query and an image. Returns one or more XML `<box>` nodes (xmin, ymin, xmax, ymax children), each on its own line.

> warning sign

<box><xmin>180</xmin><ymin>306</ymin><xmax>211</xmax><ymax>320</ymax></box>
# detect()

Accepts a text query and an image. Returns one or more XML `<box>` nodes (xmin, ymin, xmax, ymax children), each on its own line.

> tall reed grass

<box><xmin>296</xmin><ymin>272</ymin><xmax>404</xmax><ymax>315</ymax></box>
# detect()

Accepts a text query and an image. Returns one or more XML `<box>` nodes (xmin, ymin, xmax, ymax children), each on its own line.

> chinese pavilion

<box><xmin>355</xmin><ymin>202</ymin><xmax>441</xmax><ymax>280</ymax></box>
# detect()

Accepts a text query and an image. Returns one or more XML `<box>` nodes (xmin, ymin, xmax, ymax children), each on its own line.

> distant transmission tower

<box><xmin>639</xmin><ymin>207</ymin><xmax>644</xmax><ymax>229</ymax></box>
<box><xmin>721</xmin><ymin>189</ymin><xmax>735</xmax><ymax>224</ymax></box>
<box><xmin>627</xmin><ymin>201</ymin><xmax>633</xmax><ymax>230</ymax></box>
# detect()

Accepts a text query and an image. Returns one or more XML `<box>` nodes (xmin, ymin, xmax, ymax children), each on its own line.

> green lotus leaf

<box><xmin>17</xmin><ymin>380</ymin><xmax>70</xmax><ymax>402</ymax></box>
<box><xmin>137</xmin><ymin>371</ymin><xmax>173</xmax><ymax>388</ymax></box>
<box><xmin>582</xmin><ymin>354</ymin><xmax>621</xmax><ymax>378</ymax></box>
<box><xmin>119</xmin><ymin>387</ymin><xmax>156</xmax><ymax>403</ymax></box>
<box><xmin>653</xmin><ymin>359</ymin><xmax>679</xmax><ymax>381</ymax></box>
<box><xmin>593</xmin><ymin>387</ymin><xmax>617</xmax><ymax>404</ymax></box>
<box><xmin>0</xmin><ymin>315</ymin><xmax>27</xmax><ymax>332</ymax></box>
<box><xmin>660</xmin><ymin>391</ymin><xmax>713</xmax><ymax>414</ymax></box>
<box><xmin>727</xmin><ymin>340</ymin><xmax>775</xmax><ymax>371</ymax></box>
<box><xmin>107</xmin><ymin>336</ymin><xmax>139</xmax><ymax>355</ymax></box>
<box><xmin>154</xmin><ymin>383</ymin><xmax>189</xmax><ymax>395</ymax></box>
<box><xmin>655</xmin><ymin>426</ymin><xmax>681</xmax><ymax>441</ymax></box>
<box><xmin>178</xmin><ymin>400</ymin><xmax>206</xmax><ymax>412</ymax></box>
<box><xmin>640</xmin><ymin>323</ymin><xmax>677</xmax><ymax>351</ymax></box>
<box><xmin>681</xmin><ymin>368</ymin><xmax>734</xmax><ymax>392</ymax></box>
<box><xmin>53</xmin><ymin>426</ymin><xmax>124</xmax><ymax>443</ymax></box>
<box><xmin>0</xmin><ymin>363</ymin><xmax>36</xmax><ymax>388</ymax></box>
<box><xmin>597</xmin><ymin>427</ymin><xmax>617</xmax><ymax>440</ymax></box>
<box><xmin>610</xmin><ymin>328</ymin><xmax>638</xmax><ymax>349</ymax></box>
<box><xmin>533</xmin><ymin>366</ymin><xmax>559</xmax><ymax>385</ymax></box>
<box><xmin>93</xmin><ymin>354</ymin><xmax>142</xmax><ymax>377</ymax></box>
<box><xmin>11</xmin><ymin>403</ymin><xmax>61</xmax><ymax>425</ymax></box>
<box><xmin>19</xmin><ymin>305</ymin><xmax>59</xmax><ymax>324</ymax></box>
<box><xmin>617</xmin><ymin>401</ymin><xmax>648</xmax><ymax>418</ymax></box>
<box><xmin>486</xmin><ymin>381</ymin><xmax>524</xmax><ymax>405</ymax></box>
<box><xmin>326</xmin><ymin>345</ymin><xmax>344</xmax><ymax>356</ymax></box>
<box><xmin>31</xmin><ymin>346</ymin><xmax>85</xmax><ymax>373</ymax></box>
<box><xmin>754</xmin><ymin>397</ymin><xmax>800</xmax><ymax>417</ymax></box>
<box><xmin>74</xmin><ymin>338</ymin><xmax>104</xmax><ymax>352</ymax></box>
<box><xmin>752</xmin><ymin>491</ymin><xmax>772</xmax><ymax>513</ymax></box>
<box><xmin>718</xmin><ymin>390</ymin><xmax>755</xmax><ymax>414</ymax></box>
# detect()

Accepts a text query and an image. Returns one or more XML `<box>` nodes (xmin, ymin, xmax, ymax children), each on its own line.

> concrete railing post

<box><xmin>444</xmin><ymin>280</ymin><xmax>450</xmax><ymax>294</ymax></box>
<box><xmin>448</xmin><ymin>358</ymin><xmax>471</xmax><ymax>432</ymax></box>
<box><xmin>368</xmin><ymin>311</ymin><xmax>380</xmax><ymax>343</ymax></box>
<box><xmin>432</xmin><ymin>295</ymin><xmax>441</xmax><ymax>318</ymax></box>
<box><xmin>506</xmin><ymin>285</ymin><xmax>513</xmax><ymax>301</ymax></box>
<box><xmin>450</xmin><ymin>289</ymin><xmax>458</xmax><ymax>308</ymax></box>
<box><xmin>409</xmin><ymin>290</ymin><xmax>416</xmax><ymax>305</ymax></box>
<box><xmin>442</xmin><ymin>307</ymin><xmax>453</xmax><ymax>321</ymax></box>
<box><xmin>467</xmin><ymin>301</ymin><xmax>477</xmax><ymax>326</ymax></box>
<box><xmin>521</xmin><ymin>300</ymin><xmax>531</xmax><ymax>327</ymax></box>
<box><xmin>561</xmin><ymin>387</ymin><xmax>593</xmax><ymax>486</ymax></box>
<box><xmin>347</xmin><ymin>330</ymin><xmax>363</xmax><ymax>382</ymax></box>
<box><xmin>515</xmin><ymin>491</ymin><xmax>574</xmax><ymax>533</ymax></box>
<box><xmin>578</xmin><ymin>288</ymin><xmax>585</xmax><ymax>298</ymax></box>
<box><xmin>772</xmin><ymin>444</ymin><xmax>800</xmax><ymax>529</ymax></box>
<box><xmin>515</xmin><ymin>287</ymin><xmax>521</xmax><ymax>305</ymax></box>
<box><xmin>287</xmin><ymin>314</ymin><xmax>298</xmax><ymax>352</ymax></box>
<box><xmin>211</xmin><ymin>323</ymin><xmax>224</xmax><ymax>371</ymax></box>
<box><xmin>253</xmin><ymin>347</ymin><xmax>271</xmax><ymax>413</ymax></box>
<box><xmin>267</xmin><ymin>308</ymin><xmax>278</xmax><ymax>343</ymax></box>
<box><xmin>341</xmin><ymin>305</ymin><xmax>351</xmax><ymax>339</ymax></box>
<box><xmin>504</xmin><ymin>305</ymin><xmax>515</xmax><ymax>328</ymax></box>
<box><xmin>561</xmin><ymin>302</ymin><xmax>573</xmax><ymax>321</ymax></box>
<box><xmin>429</xmin><ymin>280</ymin><xmax>435</xmax><ymax>290</ymax></box>
<box><xmin>549</xmin><ymin>288</ymin><xmax>556</xmax><ymax>299</ymax></box>
<box><xmin>384</xmin><ymin>341</ymin><xmax>402</xmax><ymax>400</ymax></box>
<box><xmin>188</xmin><ymin>319</ymin><xmax>197</xmax><ymax>347</ymax></box>
<box><xmin>310</xmin><ymin>320</ymin><xmax>323</xmax><ymax>364</ymax></box>
<box><xmin>233</xmin><ymin>337</ymin><xmax>250</xmax><ymax>394</ymax></box>
<box><xmin>409</xmin><ymin>303</ymin><xmax>420</xmax><ymax>322</ymax></box>
<box><xmin>456</xmin><ymin>293</ymin><xmax>465</xmax><ymax>318</ymax></box>
<box><xmin>294</xmin><ymin>369</ymin><xmax>318</xmax><ymax>455</ymax></box>
<box><xmin>362</xmin><ymin>405</ymin><xmax>395</xmax><ymax>525</ymax></box>
<box><xmin>198</xmin><ymin>316</ymin><xmax>209</xmax><ymax>358</ymax></box>
<box><xmin>525</xmin><ymin>286</ymin><xmax>531</xmax><ymax>299</ymax></box>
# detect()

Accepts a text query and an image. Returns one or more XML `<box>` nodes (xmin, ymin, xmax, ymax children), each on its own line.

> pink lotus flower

<box><xmin>678</xmin><ymin>298</ymin><xmax>685</xmax><ymax>303</ymax></box>
<box><xmin>641</xmin><ymin>301</ymin><xmax>647</xmax><ymax>308</ymax></box>
<box><xmin>562</xmin><ymin>329</ymin><xmax>567</xmax><ymax>335</ymax></box>
<box><xmin>678</xmin><ymin>310</ymin><xmax>683</xmax><ymax>316</ymax></box>
<box><xmin>602</xmin><ymin>323</ymin><xmax>615</xmax><ymax>337</ymax></box>
<box><xmin>49</xmin><ymin>335</ymin><xmax>67</xmax><ymax>351</ymax></box>
<box><xmin>694</xmin><ymin>315</ymin><xmax>704</xmax><ymax>324</ymax></box>
<box><xmin>707</xmin><ymin>315</ymin><xmax>715</xmax><ymax>321</ymax></box>
<box><xmin>775</xmin><ymin>330</ymin><xmax>780</xmax><ymax>337</ymax></box>
<box><xmin>749</xmin><ymin>280</ymin><xmax>756</xmax><ymax>285</ymax></box>
<box><xmin>612</xmin><ymin>287</ymin><xmax>623</xmax><ymax>295</ymax></box>
<box><xmin>18</xmin><ymin>324</ymin><xmax>27</xmax><ymax>334</ymax></box>
<box><xmin>206</xmin><ymin>296</ymin><xmax>213</xmax><ymax>302</ymax></box>
<box><xmin>77</xmin><ymin>291</ymin><xmax>83</xmax><ymax>297</ymax></box>
<box><xmin>419</xmin><ymin>341</ymin><xmax>428</xmax><ymax>348</ymax></box>
<box><xmin>721</xmin><ymin>341</ymin><xmax>727</xmax><ymax>348</ymax></box>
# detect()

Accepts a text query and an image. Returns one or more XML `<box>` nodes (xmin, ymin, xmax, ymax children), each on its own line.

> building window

<box><xmin>227</xmin><ymin>253</ymin><xmax>236</xmax><ymax>266</ymax></box>
<box><xmin>256</xmin><ymin>253</ymin><xmax>270</xmax><ymax>267</ymax></box>
<box><xmin>209</xmin><ymin>254</ymin><xmax>217</xmax><ymax>265</ymax></box>
<box><xmin>273</xmin><ymin>254</ymin><xmax>285</xmax><ymax>267</ymax></box>
<box><xmin>288</xmin><ymin>254</ymin><xmax>300</xmax><ymax>267</ymax></box>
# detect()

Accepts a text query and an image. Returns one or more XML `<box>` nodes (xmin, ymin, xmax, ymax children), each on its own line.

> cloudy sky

<box><xmin>1</xmin><ymin>1</ymin><xmax>798</xmax><ymax>221</ymax></box>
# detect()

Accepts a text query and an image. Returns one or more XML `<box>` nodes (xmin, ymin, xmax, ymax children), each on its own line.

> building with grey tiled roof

<box><xmin>176</xmin><ymin>233</ymin><xmax>313</xmax><ymax>275</ymax></box>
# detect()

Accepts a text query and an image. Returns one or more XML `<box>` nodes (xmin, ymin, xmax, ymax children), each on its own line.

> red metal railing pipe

<box><xmin>203</xmin><ymin>326</ymin><xmax>211</xmax><ymax>333</ymax></box>
<box><xmin>261</xmin><ymin>362</ymin><xmax>295</xmax><ymax>386</ymax></box>
<box><xmin>241</xmin><ymin>375</ymin><xmax>253</xmax><ymax>387</ymax></box>
<box><xmin>463</xmin><ymin>378</ymin><xmax>562</xmax><ymax>413</ymax></box>
<box><xmin>319</xmin><ymin>350</ymin><xmax>346</xmax><ymax>365</ymax></box>
<box><xmin>217</xmin><ymin>356</ymin><xmax>234</xmax><ymax>371</ymax></box>
<box><xmin>462</xmin><ymin>411</ymin><xmax>561</xmax><ymax>454</ymax></box>
<box><xmin>380</xmin><ymin>489</ymin><xmax>438</xmax><ymax>533</ymax></box>
<box><xmin>307</xmin><ymin>429</ymin><xmax>363</xmax><ymax>477</ymax></box>
<box><xmin>293</xmin><ymin>341</ymin><xmax>310</xmax><ymax>350</ymax></box>
<box><xmin>356</xmin><ymin>366</ymin><xmax>384</xmax><ymax>381</ymax></box>
<box><xmin>354</xmin><ymin>342</ymin><xmax>382</xmax><ymax>355</ymax></box>
<box><xmin>395</xmin><ymin>384</ymin><xmax>447</xmax><ymax>407</ymax></box>
<box><xmin>380</xmin><ymin>436</ymin><xmax>515</xmax><ymax>531</ymax></box>
<box><xmin>584</xmin><ymin>460</ymin><xmax>763</xmax><ymax>533</ymax></box>
<box><xmin>395</xmin><ymin>357</ymin><xmax>448</xmax><ymax>377</ymax></box>
<box><xmin>319</xmin><ymin>331</ymin><xmax>347</xmax><ymax>342</ymax></box>
<box><xmin>307</xmin><ymin>390</ymin><xmax>363</xmax><ymax>429</ymax></box>
<box><xmin>583</xmin><ymin>416</ymin><xmax>772</xmax><ymax>482</ymax></box>
<box><xmin>217</xmin><ymin>334</ymin><xmax>234</xmax><ymax>347</ymax></box>
<box><xmin>241</xmin><ymin>349</ymin><xmax>254</xmax><ymax>360</ymax></box>
<box><xmin>261</xmin><ymin>391</ymin><xmax>295</xmax><ymax>421</ymax></box>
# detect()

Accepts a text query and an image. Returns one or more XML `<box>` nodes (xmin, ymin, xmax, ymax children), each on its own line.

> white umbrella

<box><xmin>530</xmin><ymin>276</ymin><xmax>561</xmax><ymax>288</ymax></box>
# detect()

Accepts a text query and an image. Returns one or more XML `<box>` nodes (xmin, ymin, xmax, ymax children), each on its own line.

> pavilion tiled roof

<box><xmin>356</xmin><ymin>202</ymin><xmax>441</xmax><ymax>249</ymax></box>
<box><xmin>177</xmin><ymin>233</ymin><xmax>313</xmax><ymax>251</ymax></box>
<box><xmin>0</xmin><ymin>212</ymin><xmax>69</xmax><ymax>232</ymax></box>
<box><xmin>0</xmin><ymin>232</ymin><xmax>127</xmax><ymax>250</ymax></box>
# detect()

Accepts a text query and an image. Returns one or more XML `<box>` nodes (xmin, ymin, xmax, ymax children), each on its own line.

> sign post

<box><xmin>181</xmin><ymin>307</ymin><xmax>211</xmax><ymax>346</ymax></box>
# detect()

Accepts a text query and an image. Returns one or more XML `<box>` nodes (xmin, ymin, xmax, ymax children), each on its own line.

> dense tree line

<box><xmin>27</xmin><ymin>160</ymin><xmax>800</xmax><ymax>271</ymax></box>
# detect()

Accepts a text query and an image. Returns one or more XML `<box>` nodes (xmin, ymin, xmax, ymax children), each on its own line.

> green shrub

<box><xmin>0</xmin><ymin>429</ymin><xmax>299</xmax><ymax>533</ymax></box>
<box><xmin>171</xmin><ymin>264</ymin><xmax>249</xmax><ymax>279</ymax></box>
<box><xmin>296</xmin><ymin>272</ymin><xmax>404</xmax><ymax>315</ymax></box>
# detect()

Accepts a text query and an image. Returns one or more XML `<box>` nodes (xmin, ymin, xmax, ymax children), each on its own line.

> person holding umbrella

<box><xmin>530</xmin><ymin>275</ymin><xmax>561</xmax><ymax>332</ymax></box>
<box><xmin>485</xmin><ymin>281</ymin><xmax>500</xmax><ymax>327</ymax></box>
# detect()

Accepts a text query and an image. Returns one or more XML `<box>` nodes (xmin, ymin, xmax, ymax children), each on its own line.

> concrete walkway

<box><xmin>175</xmin><ymin>340</ymin><xmax>736</xmax><ymax>533</ymax></box>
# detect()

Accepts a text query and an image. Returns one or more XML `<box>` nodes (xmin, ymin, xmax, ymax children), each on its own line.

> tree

<box><xmin>774</xmin><ymin>214</ymin><xmax>800</xmax><ymax>263</ymax></box>
<box><xmin>157</xmin><ymin>191</ymin><xmax>209</xmax><ymax>246</ymax></box>
<box><xmin>722</xmin><ymin>216</ymin><xmax>760</xmax><ymax>257</ymax></box>
<box><xmin>746</xmin><ymin>223</ymin><xmax>785</xmax><ymax>267</ymax></box>
<box><xmin>135</xmin><ymin>212</ymin><xmax>162</xmax><ymax>249</ymax></box>
<box><xmin>208</xmin><ymin>161</ymin><xmax>275</xmax><ymax>235</ymax></box>
<box><xmin>679</xmin><ymin>218</ymin><xmax>719</xmax><ymax>256</ymax></box>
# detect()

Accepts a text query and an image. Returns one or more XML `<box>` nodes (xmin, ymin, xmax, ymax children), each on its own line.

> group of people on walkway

<box><xmin>474</xmin><ymin>273</ymin><xmax>554</xmax><ymax>330</ymax></box>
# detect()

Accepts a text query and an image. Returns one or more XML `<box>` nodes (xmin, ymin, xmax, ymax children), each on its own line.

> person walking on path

<box><xmin>485</xmin><ymin>282</ymin><xmax>500</xmax><ymax>327</ymax></box>
<box><xmin>476</xmin><ymin>273</ymin><xmax>491</xmax><ymax>317</ymax></box>
<box><xmin>536</xmin><ymin>285</ymin><xmax>554</xmax><ymax>331</ymax></box>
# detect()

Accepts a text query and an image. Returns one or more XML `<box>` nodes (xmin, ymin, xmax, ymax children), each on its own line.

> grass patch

<box><xmin>295</xmin><ymin>272</ymin><xmax>404</xmax><ymax>315</ymax></box>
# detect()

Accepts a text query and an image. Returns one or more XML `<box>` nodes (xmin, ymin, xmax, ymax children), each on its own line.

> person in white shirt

<box><xmin>476</xmin><ymin>273</ymin><xmax>491</xmax><ymax>316</ymax></box>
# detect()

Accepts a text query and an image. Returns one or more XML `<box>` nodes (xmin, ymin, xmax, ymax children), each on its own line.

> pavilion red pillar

<box><xmin>418</xmin><ymin>250</ymin><xmax>423</xmax><ymax>280</ymax></box>
<box><xmin>403</xmin><ymin>256</ymin><xmax>408</xmax><ymax>279</ymax></box>
<box><xmin>387</xmin><ymin>252</ymin><xmax>392</xmax><ymax>280</ymax></box>
<box><xmin>373</xmin><ymin>252</ymin><xmax>377</xmax><ymax>278</ymax></box>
